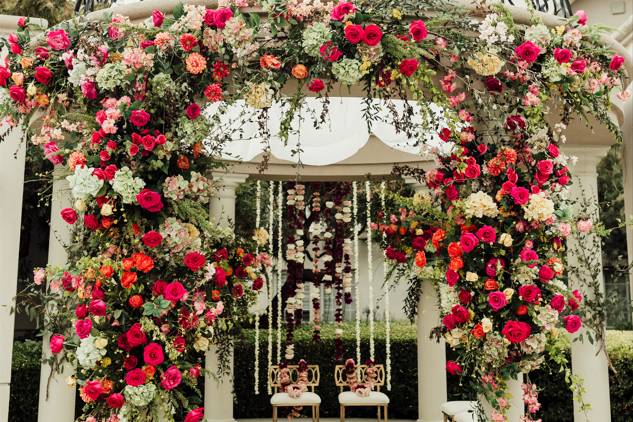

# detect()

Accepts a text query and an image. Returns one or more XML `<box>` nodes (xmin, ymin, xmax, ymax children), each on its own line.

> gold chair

<box><xmin>269</xmin><ymin>364</ymin><xmax>321</xmax><ymax>422</ymax></box>
<box><xmin>334</xmin><ymin>364</ymin><xmax>389</xmax><ymax>422</ymax></box>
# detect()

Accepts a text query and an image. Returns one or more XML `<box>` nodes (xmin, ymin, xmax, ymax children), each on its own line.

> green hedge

<box><xmin>10</xmin><ymin>327</ymin><xmax>633</xmax><ymax>421</ymax></box>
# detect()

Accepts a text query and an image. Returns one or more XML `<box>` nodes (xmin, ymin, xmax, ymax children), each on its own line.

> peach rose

<box><xmin>291</xmin><ymin>64</ymin><xmax>308</xmax><ymax>79</ymax></box>
<box><xmin>259</xmin><ymin>54</ymin><xmax>281</xmax><ymax>70</ymax></box>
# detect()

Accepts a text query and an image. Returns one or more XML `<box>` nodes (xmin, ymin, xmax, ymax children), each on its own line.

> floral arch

<box><xmin>0</xmin><ymin>1</ymin><xmax>631</xmax><ymax>422</ymax></box>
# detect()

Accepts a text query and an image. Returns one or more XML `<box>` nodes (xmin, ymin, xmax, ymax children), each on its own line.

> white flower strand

<box><xmin>353</xmin><ymin>182</ymin><xmax>361</xmax><ymax>365</ymax></box>
<box><xmin>381</xmin><ymin>181</ymin><xmax>391</xmax><ymax>390</ymax></box>
<box><xmin>267</xmin><ymin>181</ymin><xmax>274</xmax><ymax>395</ymax></box>
<box><xmin>276</xmin><ymin>181</ymin><xmax>284</xmax><ymax>364</ymax></box>
<box><xmin>254</xmin><ymin>180</ymin><xmax>261</xmax><ymax>394</ymax></box>
<box><xmin>366</xmin><ymin>180</ymin><xmax>375</xmax><ymax>361</ymax></box>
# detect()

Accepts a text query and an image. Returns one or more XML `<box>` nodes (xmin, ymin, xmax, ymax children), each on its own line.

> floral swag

<box><xmin>0</xmin><ymin>0</ymin><xmax>628</xmax><ymax>421</ymax></box>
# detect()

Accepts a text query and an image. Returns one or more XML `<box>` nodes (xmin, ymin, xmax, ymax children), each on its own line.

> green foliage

<box><xmin>0</xmin><ymin>0</ymin><xmax>72</xmax><ymax>26</ymax></box>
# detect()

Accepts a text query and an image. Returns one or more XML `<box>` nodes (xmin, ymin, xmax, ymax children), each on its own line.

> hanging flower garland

<box><xmin>308</xmin><ymin>188</ymin><xmax>323</xmax><ymax>341</ymax></box>
<box><xmin>267</xmin><ymin>180</ymin><xmax>275</xmax><ymax>395</ymax></box>
<box><xmin>380</xmin><ymin>181</ymin><xmax>392</xmax><ymax>391</ymax></box>
<box><xmin>276</xmin><ymin>181</ymin><xmax>284</xmax><ymax>364</ymax></box>
<box><xmin>352</xmin><ymin>182</ymin><xmax>361</xmax><ymax>365</ymax></box>
<box><xmin>366</xmin><ymin>180</ymin><xmax>375</xmax><ymax>361</ymax></box>
<box><xmin>254</xmin><ymin>180</ymin><xmax>262</xmax><ymax>394</ymax></box>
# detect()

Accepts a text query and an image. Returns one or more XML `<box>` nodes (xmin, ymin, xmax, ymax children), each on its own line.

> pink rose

<box><xmin>129</xmin><ymin>109</ymin><xmax>150</xmax><ymax>127</ymax></box>
<box><xmin>363</xmin><ymin>24</ymin><xmax>383</xmax><ymax>46</ymax></box>
<box><xmin>445</xmin><ymin>361</ymin><xmax>462</xmax><ymax>375</ymax></box>
<box><xmin>476</xmin><ymin>225</ymin><xmax>496</xmax><ymax>244</ymax></box>
<box><xmin>49</xmin><ymin>334</ymin><xmax>64</xmax><ymax>354</ymax></box>
<box><xmin>143</xmin><ymin>342</ymin><xmax>165</xmax><ymax>366</ymax></box>
<box><xmin>184</xmin><ymin>251</ymin><xmax>206</xmax><ymax>272</ymax></box>
<box><xmin>464</xmin><ymin>164</ymin><xmax>480</xmax><ymax>179</ymax></box>
<box><xmin>0</xmin><ymin>67</ymin><xmax>11</xmax><ymax>87</ymax></box>
<box><xmin>344</xmin><ymin>24</ymin><xmax>364</xmax><ymax>44</ymax></box>
<box><xmin>501</xmin><ymin>320</ymin><xmax>532</xmax><ymax>343</ymax></box>
<box><xmin>553</xmin><ymin>48</ymin><xmax>572</xmax><ymax>64</ymax></box>
<box><xmin>519</xmin><ymin>248</ymin><xmax>539</xmax><ymax>267</ymax></box>
<box><xmin>160</xmin><ymin>365</ymin><xmax>182</xmax><ymax>390</ymax></box>
<box><xmin>9</xmin><ymin>85</ymin><xmax>26</xmax><ymax>103</ymax></box>
<box><xmin>445</xmin><ymin>269</ymin><xmax>459</xmax><ymax>287</ymax></box>
<box><xmin>576</xmin><ymin>219</ymin><xmax>593</xmax><ymax>233</ymax></box>
<box><xmin>214</xmin><ymin>8</ymin><xmax>233</xmax><ymax>29</ymax></box>
<box><xmin>442</xmin><ymin>314</ymin><xmax>457</xmax><ymax>330</ymax></box>
<box><xmin>551</xmin><ymin>294</ymin><xmax>565</xmax><ymax>312</ymax></box>
<box><xmin>75</xmin><ymin>318</ymin><xmax>92</xmax><ymax>339</ymax></box>
<box><xmin>518</xmin><ymin>284</ymin><xmax>541</xmax><ymax>304</ymax></box>
<box><xmin>571</xmin><ymin>59</ymin><xmax>586</xmax><ymax>74</ymax></box>
<box><xmin>459</xmin><ymin>232</ymin><xmax>479</xmax><ymax>253</ymax></box>
<box><xmin>547</xmin><ymin>143</ymin><xmax>559</xmax><ymax>158</ymax></box>
<box><xmin>575</xmin><ymin>10</ymin><xmax>588</xmax><ymax>26</ymax></box>
<box><xmin>184</xmin><ymin>407</ymin><xmax>205</xmax><ymax>422</ymax></box>
<box><xmin>488</xmin><ymin>291</ymin><xmax>507</xmax><ymax>312</ymax></box>
<box><xmin>164</xmin><ymin>281</ymin><xmax>187</xmax><ymax>302</ymax></box>
<box><xmin>61</xmin><ymin>208</ymin><xmax>78</xmax><ymax>224</ymax></box>
<box><xmin>186</xmin><ymin>103</ymin><xmax>201</xmax><ymax>120</ymax></box>
<box><xmin>152</xmin><ymin>10</ymin><xmax>165</xmax><ymax>27</ymax></box>
<box><xmin>331</xmin><ymin>2</ymin><xmax>356</xmax><ymax>21</ymax></box>
<box><xmin>563</xmin><ymin>315</ymin><xmax>582</xmax><ymax>333</ymax></box>
<box><xmin>75</xmin><ymin>304</ymin><xmax>88</xmax><ymax>318</ymax></box>
<box><xmin>106</xmin><ymin>393</ymin><xmax>125</xmax><ymax>409</ymax></box>
<box><xmin>34</xmin><ymin>66</ymin><xmax>53</xmax><ymax>85</ymax></box>
<box><xmin>536</xmin><ymin>159</ymin><xmax>553</xmax><ymax>175</ymax></box>
<box><xmin>204</xmin><ymin>9</ymin><xmax>216</xmax><ymax>26</ymax></box>
<box><xmin>142</xmin><ymin>230</ymin><xmax>163</xmax><ymax>248</ymax></box>
<box><xmin>409</xmin><ymin>20</ymin><xmax>428</xmax><ymax>42</ymax></box>
<box><xmin>399</xmin><ymin>58</ymin><xmax>419</xmax><ymax>77</ymax></box>
<box><xmin>46</xmin><ymin>29</ymin><xmax>71</xmax><ymax>50</ymax></box>
<box><xmin>510</xmin><ymin>186</ymin><xmax>530</xmax><ymax>205</ymax></box>
<box><xmin>89</xmin><ymin>299</ymin><xmax>107</xmax><ymax>316</ymax></box>
<box><xmin>610</xmin><ymin>55</ymin><xmax>625</xmax><ymax>71</ymax></box>
<box><xmin>136</xmin><ymin>189</ymin><xmax>164</xmax><ymax>213</ymax></box>
<box><xmin>514</xmin><ymin>41</ymin><xmax>541</xmax><ymax>63</ymax></box>
<box><xmin>215</xmin><ymin>267</ymin><xmax>227</xmax><ymax>288</ymax></box>
<box><xmin>125</xmin><ymin>368</ymin><xmax>146</xmax><ymax>386</ymax></box>
<box><xmin>485</xmin><ymin>258</ymin><xmax>505</xmax><ymax>277</ymax></box>
<box><xmin>82</xmin><ymin>381</ymin><xmax>103</xmax><ymax>401</ymax></box>
<box><xmin>538</xmin><ymin>265</ymin><xmax>555</xmax><ymax>282</ymax></box>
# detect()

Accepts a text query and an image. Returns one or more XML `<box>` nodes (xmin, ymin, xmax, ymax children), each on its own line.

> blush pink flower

<box><xmin>50</xmin><ymin>334</ymin><xmax>64</xmax><ymax>354</ymax></box>
<box><xmin>488</xmin><ymin>291</ymin><xmax>507</xmax><ymax>312</ymax></box>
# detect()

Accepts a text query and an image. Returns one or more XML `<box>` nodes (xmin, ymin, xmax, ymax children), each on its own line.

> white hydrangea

<box><xmin>463</xmin><ymin>191</ymin><xmax>499</xmax><ymax>219</ymax></box>
<box><xmin>536</xmin><ymin>305</ymin><xmax>559</xmax><ymax>331</ymax></box>
<box><xmin>111</xmin><ymin>166</ymin><xmax>145</xmax><ymax>204</ymax></box>
<box><xmin>302</xmin><ymin>22</ymin><xmax>331</xmax><ymax>57</ymax></box>
<box><xmin>123</xmin><ymin>384</ymin><xmax>157</xmax><ymax>407</ymax></box>
<box><xmin>76</xmin><ymin>336</ymin><xmax>106</xmax><ymax>369</ymax></box>
<box><xmin>66</xmin><ymin>166</ymin><xmax>104</xmax><ymax>200</ymax></box>
<box><xmin>477</xmin><ymin>13</ymin><xmax>514</xmax><ymax>47</ymax></box>
<box><xmin>524</xmin><ymin>24</ymin><xmax>551</xmax><ymax>46</ymax></box>
<box><xmin>523</xmin><ymin>192</ymin><xmax>555</xmax><ymax>222</ymax></box>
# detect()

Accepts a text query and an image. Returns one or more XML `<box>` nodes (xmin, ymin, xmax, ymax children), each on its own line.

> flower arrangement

<box><xmin>0</xmin><ymin>0</ymin><xmax>628</xmax><ymax>420</ymax></box>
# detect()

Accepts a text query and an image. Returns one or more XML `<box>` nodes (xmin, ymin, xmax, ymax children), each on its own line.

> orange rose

<box><xmin>129</xmin><ymin>294</ymin><xmax>144</xmax><ymax>309</ymax></box>
<box><xmin>449</xmin><ymin>257</ymin><xmax>463</xmax><ymax>271</ymax></box>
<box><xmin>432</xmin><ymin>229</ymin><xmax>446</xmax><ymax>249</ymax></box>
<box><xmin>225</xmin><ymin>266</ymin><xmax>233</xmax><ymax>277</ymax></box>
<box><xmin>471</xmin><ymin>323</ymin><xmax>485</xmax><ymax>339</ymax></box>
<box><xmin>193</xmin><ymin>142</ymin><xmax>202</xmax><ymax>159</ymax></box>
<box><xmin>236</xmin><ymin>247</ymin><xmax>244</xmax><ymax>257</ymax></box>
<box><xmin>122</xmin><ymin>258</ymin><xmax>134</xmax><ymax>271</ymax></box>
<box><xmin>101</xmin><ymin>217</ymin><xmax>112</xmax><ymax>229</ymax></box>
<box><xmin>484</xmin><ymin>278</ymin><xmax>499</xmax><ymax>290</ymax></box>
<box><xmin>516</xmin><ymin>304</ymin><xmax>528</xmax><ymax>316</ymax></box>
<box><xmin>447</xmin><ymin>242</ymin><xmax>462</xmax><ymax>258</ymax></box>
<box><xmin>415</xmin><ymin>251</ymin><xmax>427</xmax><ymax>268</ymax></box>
<box><xmin>101</xmin><ymin>379</ymin><xmax>113</xmax><ymax>394</ymax></box>
<box><xmin>211</xmin><ymin>289</ymin><xmax>221</xmax><ymax>301</ymax></box>
<box><xmin>177</xmin><ymin>155</ymin><xmax>190</xmax><ymax>170</ymax></box>
<box><xmin>143</xmin><ymin>365</ymin><xmax>156</xmax><ymax>379</ymax></box>
<box><xmin>95</xmin><ymin>280</ymin><xmax>102</xmax><ymax>289</ymax></box>
<box><xmin>133</xmin><ymin>253</ymin><xmax>154</xmax><ymax>273</ymax></box>
<box><xmin>399</xmin><ymin>226</ymin><xmax>407</xmax><ymax>235</ymax></box>
<box><xmin>291</xmin><ymin>64</ymin><xmax>308</xmax><ymax>79</ymax></box>
<box><xmin>84</xmin><ymin>268</ymin><xmax>96</xmax><ymax>280</ymax></box>
<box><xmin>121</xmin><ymin>271</ymin><xmax>138</xmax><ymax>289</ymax></box>
<box><xmin>260</xmin><ymin>54</ymin><xmax>281</xmax><ymax>70</ymax></box>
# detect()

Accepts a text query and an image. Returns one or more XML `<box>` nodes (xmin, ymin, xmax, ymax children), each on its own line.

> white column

<box><xmin>37</xmin><ymin>175</ymin><xmax>76</xmax><ymax>422</ymax></box>
<box><xmin>480</xmin><ymin>374</ymin><xmax>523</xmax><ymax>421</ymax></box>
<box><xmin>406</xmin><ymin>179</ymin><xmax>447</xmax><ymax>422</ymax></box>
<box><xmin>205</xmin><ymin>172</ymin><xmax>248</xmax><ymax>422</ymax></box>
<box><xmin>0</xmin><ymin>124</ymin><xmax>26</xmax><ymax>421</ymax></box>
<box><xmin>564</xmin><ymin>146</ymin><xmax>612</xmax><ymax>422</ymax></box>
<box><xmin>620</xmin><ymin>99</ymin><xmax>633</xmax><ymax>324</ymax></box>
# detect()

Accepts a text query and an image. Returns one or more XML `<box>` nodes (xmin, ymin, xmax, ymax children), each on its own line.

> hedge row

<box><xmin>10</xmin><ymin>325</ymin><xmax>633</xmax><ymax>421</ymax></box>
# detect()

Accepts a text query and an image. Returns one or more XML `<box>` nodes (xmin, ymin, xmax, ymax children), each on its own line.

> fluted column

<box><xmin>206</xmin><ymin>172</ymin><xmax>248</xmax><ymax>422</ymax></box>
<box><xmin>37</xmin><ymin>175</ymin><xmax>76</xmax><ymax>422</ymax></box>
<box><xmin>563</xmin><ymin>146</ymin><xmax>612</xmax><ymax>422</ymax></box>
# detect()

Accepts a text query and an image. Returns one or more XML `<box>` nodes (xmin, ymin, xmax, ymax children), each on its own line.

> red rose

<box><xmin>152</xmin><ymin>280</ymin><xmax>168</xmax><ymax>296</ymax></box>
<box><xmin>484</xmin><ymin>76</ymin><xmax>503</xmax><ymax>93</ymax></box>
<box><xmin>203</xmin><ymin>9</ymin><xmax>216</xmax><ymax>26</ymax></box>
<box><xmin>124</xmin><ymin>355</ymin><xmax>138</xmax><ymax>370</ymax></box>
<box><xmin>75</xmin><ymin>318</ymin><xmax>92</xmax><ymax>339</ymax></box>
<box><xmin>184</xmin><ymin>251</ymin><xmax>206</xmax><ymax>272</ymax></box>
<box><xmin>34</xmin><ymin>66</ymin><xmax>53</xmax><ymax>85</ymax></box>
<box><xmin>186</xmin><ymin>103</ymin><xmax>201</xmax><ymax>120</ymax></box>
<box><xmin>143</xmin><ymin>342</ymin><xmax>165</xmax><ymax>366</ymax></box>
<box><xmin>610</xmin><ymin>54</ymin><xmax>625</xmax><ymax>71</ymax></box>
<box><xmin>553</xmin><ymin>48</ymin><xmax>572</xmax><ymax>64</ymax></box>
<box><xmin>571</xmin><ymin>59</ymin><xmax>586</xmax><ymax>74</ymax></box>
<box><xmin>125</xmin><ymin>368</ymin><xmax>147</xmax><ymax>386</ymax></box>
<box><xmin>363</xmin><ymin>24</ymin><xmax>383</xmax><ymax>46</ymax></box>
<box><xmin>184</xmin><ymin>407</ymin><xmax>205</xmax><ymax>422</ymax></box>
<box><xmin>17</xmin><ymin>17</ymin><xmax>26</xmax><ymax>28</ymax></box>
<box><xmin>459</xmin><ymin>232</ymin><xmax>479</xmax><ymax>253</ymax></box>
<box><xmin>82</xmin><ymin>381</ymin><xmax>103</xmax><ymax>401</ymax></box>
<box><xmin>60</xmin><ymin>208</ymin><xmax>78</xmax><ymax>224</ymax></box>
<box><xmin>488</xmin><ymin>291</ymin><xmax>507</xmax><ymax>311</ymax></box>
<box><xmin>129</xmin><ymin>109</ymin><xmax>151</xmax><ymax>127</ymax></box>
<box><xmin>0</xmin><ymin>67</ymin><xmax>11</xmax><ymax>87</ymax></box>
<box><xmin>501</xmin><ymin>320</ymin><xmax>532</xmax><ymax>343</ymax></box>
<box><xmin>161</xmin><ymin>365</ymin><xmax>182</xmax><ymax>390</ymax></box>
<box><xmin>163</xmin><ymin>281</ymin><xmax>187</xmax><ymax>302</ymax></box>
<box><xmin>505</xmin><ymin>114</ymin><xmax>526</xmax><ymax>131</ymax></box>
<box><xmin>75</xmin><ymin>304</ymin><xmax>88</xmax><ymax>318</ymax></box>
<box><xmin>458</xmin><ymin>289</ymin><xmax>472</xmax><ymax>305</ymax></box>
<box><xmin>451</xmin><ymin>305</ymin><xmax>469</xmax><ymax>324</ymax></box>
<box><xmin>136</xmin><ymin>189</ymin><xmax>164</xmax><ymax>213</ymax></box>
<box><xmin>319</xmin><ymin>41</ymin><xmax>343</xmax><ymax>62</ymax></box>
<box><xmin>411</xmin><ymin>236</ymin><xmax>426</xmax><ymax>251</ymax></box>
<box><xmin>215</xmin><ymin>267</ymin><xmax>227</xmax><ymax>288</ymax></box>
<box><xmin>142</xmin><ymin>230</ymin><xmax>163</xmax><ymax>248</ymax></box>
<box><xmin>253</xmin><ymin>277</ymin><xmax>264</xmax><ymax>290</ymax></box>
<box><xmin>89</xmin><ymin>299</ymin><xmax>107</xmax><ymax>316</ymax></box>
<box><xmin>49</xmin><ymin>334</ymin><xmax>64</xmax><ymax>354</ymax></box>
<box><xmin>537</xmin><ymin>159</ymin><xmax>553</xmax><ymax>176</ymax></box>
<box><xmin>464</xmin><ymin>164</ymin><xmax>480</xmax><ymax>179</ymax></box>
<box><xmin>214</xmin><ymin>8</ymin><xmax>233</xmax><ymax>29</ymax></box>
<box><xmin>152</xmin><ymin>10</ymin><xmax>164</xmax><ymax>27</ymax></box>
<box><xmin>399</xmin><ymin>58</ymin><xmax>419</xmax><ymax>77</ymax></box>
<box><xmin>9</xmin><ymin>85</ymin><xmax>26</xmax><ymax>103</ymax></box>
<box><xmin>409</xmin><ymin>20</ymin><xmax>428</xmax><ymax>42</ymax></box>
<box><xmin>445</xmin><ymin>360</ymin><xmax>463</xmax><ymax>375</ymax></box>
<box><xmin>538</xmin><ymin>264</ymin><xmax>555</xmax><ymax>282</ymax></box>
<box><xmin>551</xmin><ymin>294</ymin><xmax>565</xmax><ymax>312</ymax></box>
<box><xmin>83</xmin><ymin>214</ymin><xmax>99</xmax><ymax>230</ymax></box>
<box><xmin>180</xmin><ymin>33</ymin><xmax>198</xmax><ymax>52</ymax></box>
<box><xmin>445</xmin><ymin>269</ymin><xmax>459</xmax><ymax>287</ymax></box>
<box><xmin>476</xmin><ymin>225</ymin><xmax>496</xmax><ymax>244</ymax></box>
<box><xmin>173</xmin><ymin>336</ymin><xmax>186</xmax><ymax>353</ymax></box>
<box><xmin>564</xmin><ymin>315</ymin><xmax>582</xmax><ymax>333</ymax></box>
<box><xmin>514</xmin><ymin>41</ymin><xmax>541</xmax><ymax>63</ymax></box>
<box><xmin>46</xmin><ymin>29</ymin><xmax>71</xmax><ymax>51</ymax></box>
<box><xmin>106</xmin><ymin>393</ymin><xmax>125</xmax><ymax>409</ymax></box>
<box><xmin>344</xmin><ymin>24</ymin><xmax>364</xmax><ymax>44</ymax></box>
<box><xmin>442</xmin><ymin>314</ymin><xmax>456</xmax><ymax>330</ymax></box>
<box><xmin>232</xmin><ymin>283</ymin><xmax>244</xmax><ymax>298</ymax></box>
<box><xmin>510</xmin><ymin>186</ymin><xmax>529</xmax><ymax>205</ymax></box>
<box><xmin>486</xmin><ymin>258</ymin><xmax>505</xmax><ymax>277</ymax></box>
<box><xmin>129</xmin><ymin>294</ymin><xmax>143</xmax><ymax>309</ymax></box>
<box><xmin>330</xmin><ymin>2</ymin><xmax>356</xmax><ymax>21</ymax></box>
<box><xmin>518</xmin><ymin>284</ymin><xmax>541</xmax><ymax>304</ymax></box>
<box><xmin>308</xmin><ymin>78</ymin><xmax>325</xmax><ymax>93</ymax></box>
<box><xmin>35</xmin><ymin>47</ymin><xmax>50</xmax><ymax>60</ymax></box>
<box><xmin>126</xmin><ymin>323</ymin><xmax>148</xmax><ymax>348</ymax></box>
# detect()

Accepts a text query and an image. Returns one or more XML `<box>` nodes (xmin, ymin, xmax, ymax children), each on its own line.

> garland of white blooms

<box><xmin>353</xmin><ymin>182</ymin><xmax>361</xmax><ymax>365</ymax></box>
<box><xmin>254</xmin><ymin>180</ymin><xmax>262</xmax><ymax>394</ymax></box>
<box><xmin>309</xmin><ymin>191</ymin><xmax>323</xmax><ymax>340</ymax></box>
<box><xmin>380</xmin><ymin>181</ymin><xmax>391</xmax><ymax>390</ymax></box>
<box><xmin>366</xmin><ymin>180</ymin><xmax>375</xmax><ymax>361</ymax></box>
<box><xmin>276</xmin><ymin>181</ymin><xmax>283</xmax><ymax>364</ymax></box>
<box><xmin>267</xmin><ymin>181</ymin><xmax>275</xmax><ymax>395</ymax></box>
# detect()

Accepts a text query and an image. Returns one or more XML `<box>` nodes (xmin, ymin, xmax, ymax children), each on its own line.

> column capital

<box><xmin>561</xmin><ymin>145</ymin><xmax>610</xmax><ymax>177</ymax></box>
<box><xmin>404</xmin><ymin>177</ymin><xmax>428</xmax><ymax>194</ymax></box>
<box><xmin>211</xmin><ymin>172</ymin><xmax>249</xmax><ymax>191</ymax></box>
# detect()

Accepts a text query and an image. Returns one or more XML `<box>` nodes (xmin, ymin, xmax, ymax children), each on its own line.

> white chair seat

<box><xmin>454</xmin><ymin>409</ymin><xmax>479</xmax><ymax>422</ymax></box>
<box><xmin>440</xmin><ymin>401</ymin><xmax>476</xmax><ymax>416</ymax></box>
<box><xmin>338</xmin><ymin>391</ymin><xmax>390</xmax><ymax>406</ymax></box>
<box><xmin>271</xmin><ymin>392</ymin><xmax>321</xmax><ymax>406</ymax></box>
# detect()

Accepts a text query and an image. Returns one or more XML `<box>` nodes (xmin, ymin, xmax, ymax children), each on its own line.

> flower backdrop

<box><xmin>0</xmin><ymin>0</ymin><xmax>628</xmax><ymax>421</ymax></box>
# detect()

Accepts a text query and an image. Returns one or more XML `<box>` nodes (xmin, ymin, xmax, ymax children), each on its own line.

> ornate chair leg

<box><xmin>377</xmin><ymin>405</ymin><xmax>381</xmax><ymax>422</ymax></box>
<box><xmin>272</xmin><ymin>405</ymin><xmax>277</xmax><ymax>422</ymax></box>
<box><xmin>340</xmin><ymin>405</ymin><xmax>345</xmax><ymax>422</ymax></box>
<box><xmin>316</xmin><ymin>405</ymin><xmax>320</xmax><ymax>422</ymax></box>
<box><xmin>384</xmin><ymin>406</ymin><xmax>388</xmax><ymax>422</ymax></box>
